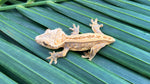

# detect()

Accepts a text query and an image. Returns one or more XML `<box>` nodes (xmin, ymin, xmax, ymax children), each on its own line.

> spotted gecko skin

<box><xmin>35</xmin><ymin>19</ymin><xmax>115</xmax><ymax>64</ymax></box>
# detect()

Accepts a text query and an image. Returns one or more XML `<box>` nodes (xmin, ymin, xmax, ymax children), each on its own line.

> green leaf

<box><xmin>93</xmin><ymin>56</ymin><xmax>150</xmax><ymax>84</ymax></box>
<box><xmin>0</xmin><ymin>0</ymin><xmax>8</xmax><ymax>6</ymax></box>
<box><xmin>0</xmin><ymin>38</ymin><xmax>83</xmax><ymax>84</ymax></box>
<box><xmin>104</xmin><ymin>0</ymin><xmax>150</xmax><ymax>16</ymax></box>
<box><xmin>132</xmin><ymin>0</ymin><xmax>150</xmax><ymax>6</ymax></box>
<box><xmin>0</xmin><ymin>72</ymin><xmax>17</xmax><ymax>84</ymax></box>
<box><xmin>0</xmin><ymin>8</ymin><xmax>146</xmax><ymax>84</ymax></box>
<box><xmin>0</xmin><ymin>8</ymin><xmax>130</xmax><ymax>84</ymax></box>
<box><xmin>1</xmin><ymin>0</ymin><xmax>150</xmax><ymax>83</ymax></box>
<box><xmin>0</xmin><ymin>9</ymin><xmax>45</xmax><ymax>33</ymax></box>
<box><xmin>75</xmin><ymin>0</ymin><xmax>150</xmax><ymax>31</ymax></box>
<box><xmin>45</xmin><ymin>1</ymin><xmax>150</xmax><ymax>78</ymax></box>
<box><xmin>59</xmin><ymin>1</ymin><xmax>150</xmax><ymax>52</ymax></box>
<box><xmin>27</xmin><ymin>0</ymin><xmax>35</xmax><ymax>4</ymax></box>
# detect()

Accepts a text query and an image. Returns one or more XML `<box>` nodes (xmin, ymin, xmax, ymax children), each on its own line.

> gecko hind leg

<box><xmin>69</xmin><ymin>24</ymin><xmax>80</xmax><ymax>35</ymax></box>
<box><xmin>82</xmin><ymin>43</ymin><xmax>107</xmax><ymax>61</ymax></box>
<box><xmin>82</xmin><ymin>52</ymin><xmax>90</xmax><ymax>58</ymax></box>
<box><xmin>90</xmin><ymin>18</ymin><xmax>103</xmax><ymax>34</ymax></box>
<box><xmin>46</xmin><ymin>47</ymin><xmax>69</xmax><ymax>64</ymax></box>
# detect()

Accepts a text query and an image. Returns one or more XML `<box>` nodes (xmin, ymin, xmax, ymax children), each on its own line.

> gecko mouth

<box><xmin>43</xmin><ymin>42</ymin><xmax>48</xmax><ymax>46</ymax></box>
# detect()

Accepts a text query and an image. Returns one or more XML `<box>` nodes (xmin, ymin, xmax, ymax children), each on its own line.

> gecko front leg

<box><xmin>46</xmin><ymin>47</ymin><xmax>69</xmax><ymax>64</ymax></box>
<box><xmin>90</xmin><ymin>18</ymin><xmax>103</xmax><ymax>34</ymax></box>
<box><xmin>69</xmin><ymin>24</ymin><xmax>80</xmax><ymax>35</ymax></box>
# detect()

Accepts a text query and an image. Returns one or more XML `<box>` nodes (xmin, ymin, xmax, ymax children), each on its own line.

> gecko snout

<box><xmin>35</xmin><ymin>35</ymin><xmax>41</xmax><ymax>44</ymax></box>
<box><xmin>35</xmin><ymin>29</ymin><xmax>51</xmax><ymax>44</ymax></box>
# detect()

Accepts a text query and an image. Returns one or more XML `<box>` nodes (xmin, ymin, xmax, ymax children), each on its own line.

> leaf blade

<box><xmin>0</xmin><ymin>7</ymin><xmax>130</xmax><ymax>84</ymax></box>
<box><xmin>0</xmin><ymin>72</ymin><xmax>18</xmax><ymax>84</ymax></box>
<box><xmin>0</xmin><ymin>38</ymin><xmax>83</xmax><ymax>84</ymax></box>
<box><xmin>75</xmin><ymin>0</ymin><xmax>150</xmax><ymax>31</ymax></box>
<box><xmin>104</xmin><ymin>0</ymin><xmax>150</xmax><ymax>16</ymax></box>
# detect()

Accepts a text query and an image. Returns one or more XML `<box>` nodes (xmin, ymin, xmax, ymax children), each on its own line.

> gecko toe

<box><xmin>82</xmin><ymin>54</ymin><xmax>90</xmax><ymax>58</ymax></box>
<box><xmin>46</xmin><ymin>56</ymin><xmax>52</xmax><ymax>59</ymax></box>
<box><xmin>49</xmin><ymin>59</ymin><xmax>54</xmax><ymax>64</ymax></box>
<box><xmin>82</xmin><ymin>52</ymin><xmax>90</xmax><ymax>58</ymax></box>
<box><xmin>88</xmin><ymin>58</ymin><xmax>92</xmax><ymax>61</ymax></box>
<box><xmin>54</xmin><ymin>58</ymin><xmax>58</xmax><ymax>64</ymax></box>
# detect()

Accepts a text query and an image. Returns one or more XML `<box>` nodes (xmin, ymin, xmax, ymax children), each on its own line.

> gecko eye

<box><xmin>43</xmin><ymin>42</ymin><xmax>48</xmax><ymax>46</ymax></box>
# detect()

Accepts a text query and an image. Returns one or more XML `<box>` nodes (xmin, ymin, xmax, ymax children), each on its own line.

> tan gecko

<box><xmin>35</xmin><ymin>19</ymin><xmax>115</xmax><ymax>64</ymax></box>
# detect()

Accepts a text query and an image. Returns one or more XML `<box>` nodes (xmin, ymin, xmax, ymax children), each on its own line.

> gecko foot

<box><xmin>69</xmin><ymin>24</ymin><xmax>79</xmax><ymax>35</ymax></box>
<box><xmin>82</xmin><ymin>52</ymin><xmax>90</xmax><ymax>58</ymax></box>
<box><xmin>90</xmin><ymin>18</ymin><xmax>103</xmax><ymax>34</ymax></box>
<box><xmin>90</xmin><ymin>18</ymin><xmax>103</xmax><ymax>29</ymax></box>
<box><xmin>81</xmin><ymin>51</ymin><xmax>95</xmax><ymax>61</ymax></box>
<box><xmin>46</xmin><ymin>51</ymin><xmax>58</xmax><ymax>64</ymax></box>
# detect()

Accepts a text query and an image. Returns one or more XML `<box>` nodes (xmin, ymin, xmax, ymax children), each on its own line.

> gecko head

<box><xmin>35</xmin><ymin>28</ymin><xmax>64</xmax><ymax>47</ymax></box>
